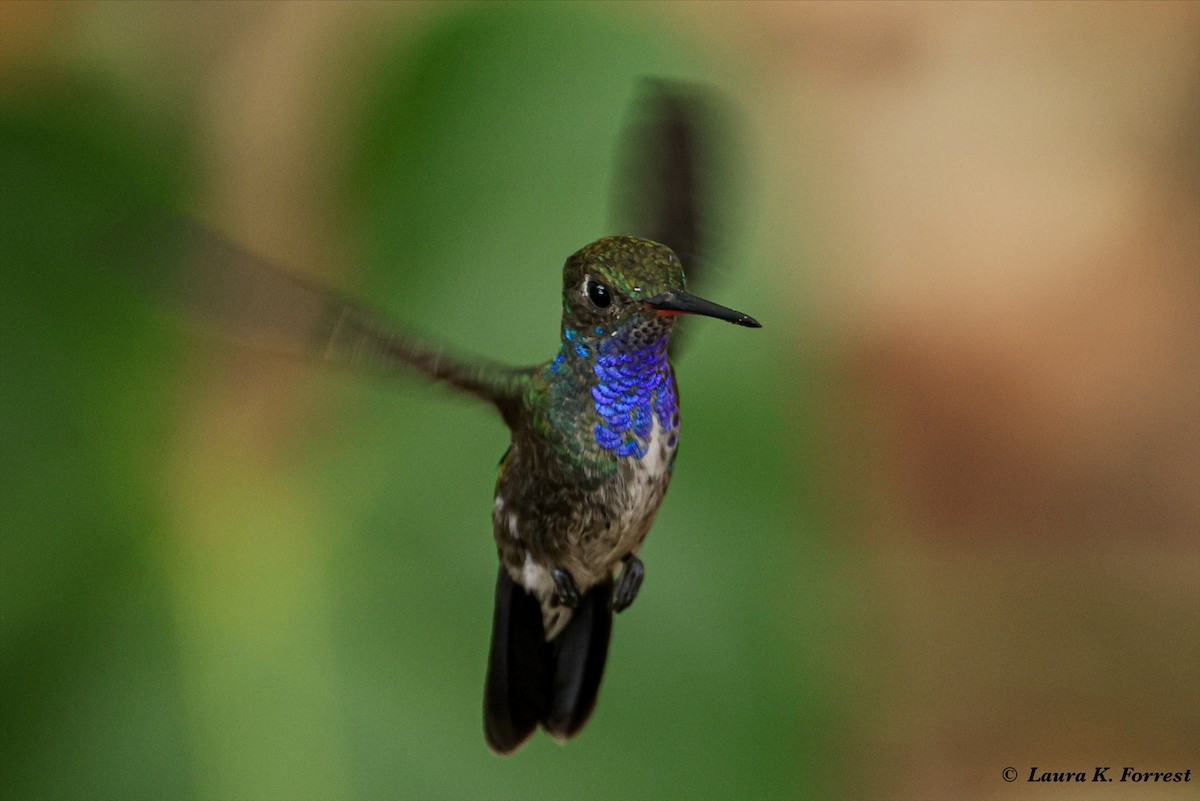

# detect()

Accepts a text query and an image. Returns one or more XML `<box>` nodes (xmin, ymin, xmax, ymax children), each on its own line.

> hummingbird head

<box><xmin>549</xmin><ymin>236</ymin><xmax>759</xmax><ymax>461</ymax></box>
<box><xmin>560</xmin><ymin>236</ymin><xmax>760</xmax><ymax>339</ymax></box>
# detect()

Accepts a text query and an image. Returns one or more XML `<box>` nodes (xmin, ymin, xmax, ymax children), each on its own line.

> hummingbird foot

<box><xmin>612</xmin><ymin>554</ymin><xmax>645</xmax><ymax>613</ymax></box>
<box><xmin>552</xmin><ymin>568</ymin><xmax>582</xmax><ymax>608</ymax></box>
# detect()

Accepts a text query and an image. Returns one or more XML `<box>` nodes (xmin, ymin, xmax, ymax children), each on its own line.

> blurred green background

<box><xmin>1</xmin><ymin>4</ymin><xmax>828</xmax><ymax>800</ymax></box>
<box><xmin>3</xmin><ymin>3</ymin><xmax>1198</xmax><ymax>801</ymax></box>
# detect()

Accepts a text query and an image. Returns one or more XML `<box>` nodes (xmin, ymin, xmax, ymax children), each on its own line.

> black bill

<box><xmin>643</xmin><ymin>289</ymin><xmax>761</xmax><ymax>328</ymax></box>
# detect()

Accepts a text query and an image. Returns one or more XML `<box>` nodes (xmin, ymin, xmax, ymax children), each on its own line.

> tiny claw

<box><xmin>612</xmin><ymin>554</ymin><xmax>645</xmax><ymax>613</ymax></box>
<box><xmin>552</xmin><ymin>568</ymin><xmax>582</xmax><ymax>608</ymax></box>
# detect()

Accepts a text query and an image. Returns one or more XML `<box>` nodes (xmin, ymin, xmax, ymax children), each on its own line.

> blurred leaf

<box><xmin>0</xmin><ymin>76</ymin><xmax>194</xmax><ymax>800</ymax></box>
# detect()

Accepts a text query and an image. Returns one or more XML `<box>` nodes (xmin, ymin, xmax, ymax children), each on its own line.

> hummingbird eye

<box><xmin>586</xmin><ymin>280</ymin><xmax>613</xmax><ymax>309</ymax></box>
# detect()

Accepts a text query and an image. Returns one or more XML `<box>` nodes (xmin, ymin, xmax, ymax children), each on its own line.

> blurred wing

<box><xmin>102</xmin><ymin>210</ymin><xmax>524</xmax><ymax>407</ymax></box>
<box><xmin>610</xmin><ymin>80</ymin><xmax>706</xmax><ymax>270</ymax></box>
<box><xmin>609</xmin><ymin>80</ymin><xmax>733</xmax><ymax>356</ymax></box>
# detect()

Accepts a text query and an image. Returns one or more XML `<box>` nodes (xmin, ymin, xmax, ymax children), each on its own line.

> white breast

<box><xmin>612</xmin><ymin>417</ymin><xmax>676</xmax><ymax>551</ymax></box>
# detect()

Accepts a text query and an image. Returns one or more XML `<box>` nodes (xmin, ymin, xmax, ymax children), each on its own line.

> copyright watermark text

<box><xmin>1003</xmin><ymin>766</ymin><xmax>1192</xmax><ymax>784</ymax></box>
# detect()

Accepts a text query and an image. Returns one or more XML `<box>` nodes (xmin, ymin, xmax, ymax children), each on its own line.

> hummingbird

<box><xmin>479</xmin><ymin>236</ymin><xmax>758</xmax><ymax>753</ymax></box>
<box><xmin>115</xmin><ymin>83</ymin><xmax>759</xmax><ymax>754</ymax></box>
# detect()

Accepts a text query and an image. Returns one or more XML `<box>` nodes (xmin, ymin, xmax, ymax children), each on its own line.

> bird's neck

<box><xmin>542</xmin><ymin>319</ymin><xmax>677</xmax><ymax>462</ymax></box>
<box><xmin>546</xmin><ymin>320</ymin><xmax>672</xmax><ymax>384</ymax></box>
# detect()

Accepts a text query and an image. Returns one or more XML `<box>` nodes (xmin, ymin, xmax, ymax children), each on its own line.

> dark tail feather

<box><xmin>484</xmin><ymin>568</ymin><xmax>549</xmax><ymax>754</ymax></box>
<box><xmin>483</xmin><ymin>570</ymin><xmax>614</xmax><ymax>754</ymax></box>
<box><xmin>543</xmin><ymin>581</ymin><xmax>612</xmax><ymax>741</ymax></box>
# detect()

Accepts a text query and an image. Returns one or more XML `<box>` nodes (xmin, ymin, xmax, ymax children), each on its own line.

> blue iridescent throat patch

<box><xmin>589</xmin><ymin>331</ymin><xmax>677</xmax><ymax>459</ymax></box>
